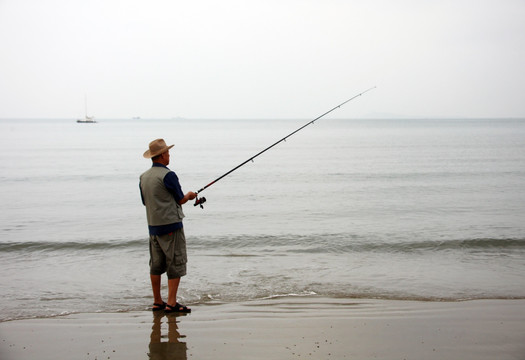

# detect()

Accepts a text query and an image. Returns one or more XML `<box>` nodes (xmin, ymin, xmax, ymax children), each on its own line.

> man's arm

<box><xmin>139</xmin><ymin>182</ymin><xmax>145</xmax><ymax>205</ymax></box>
<box><xmin>164</xmin><ymin>171</ymin><xmax>197</xmax><ymax>205</ymax></box>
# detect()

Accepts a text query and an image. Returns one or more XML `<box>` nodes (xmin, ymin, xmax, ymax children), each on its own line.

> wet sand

<box><xmin>1</xmin><ymin>297</ymin><xmax>524</xmax><ymax>359</ymax></box>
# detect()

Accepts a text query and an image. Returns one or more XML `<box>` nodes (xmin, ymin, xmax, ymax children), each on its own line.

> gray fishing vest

<box><xmin>140</xmin><ymin>166</ymin><xmax>185</xmax><ymax>226</ymax></box>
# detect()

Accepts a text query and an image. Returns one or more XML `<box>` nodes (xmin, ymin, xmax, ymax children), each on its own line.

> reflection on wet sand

<box><xmin>148</xmin><ymin>312</ymin><xmax>188</xmax><ymax>360</ymax></box>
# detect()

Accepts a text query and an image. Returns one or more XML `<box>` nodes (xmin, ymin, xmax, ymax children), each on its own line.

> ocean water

<box><xmin>0</xmin><ymin>117</ymin><xmax>524</xmax><ymax>321</ymax></box>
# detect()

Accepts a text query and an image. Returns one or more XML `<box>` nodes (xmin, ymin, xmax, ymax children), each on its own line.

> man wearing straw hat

<box><xmin>140</xmin><ymin>138</ymin><xmax>197</xmax><ymax>313</ymax></box>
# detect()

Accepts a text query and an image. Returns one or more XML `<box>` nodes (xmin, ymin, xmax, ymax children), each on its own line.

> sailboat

<box><xmin>77</xmin><ymin>96</ymin><xmax>97</xmax><ymax>123</ymax></box>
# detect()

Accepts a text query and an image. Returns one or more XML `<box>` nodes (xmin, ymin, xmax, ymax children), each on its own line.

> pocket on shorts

<box><xmin>173</xmin><ymin>231</ymin><xmax>187</xmax><ymax>265</ymax></box>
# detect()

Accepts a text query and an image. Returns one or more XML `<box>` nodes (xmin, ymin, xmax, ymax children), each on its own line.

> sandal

<box><xmin>165</xmin><ymin>302</ymin><xmax>191</xmax><ymax>313</ymax></box>
<box><xmin>152</xmin><ymin>302</ymin><xmax>167</xmax><ymax>311</ymax></box>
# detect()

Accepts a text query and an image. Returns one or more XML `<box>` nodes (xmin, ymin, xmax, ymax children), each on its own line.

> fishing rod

<box><xmin>193</xmin><ymin>86</ymin><xmax>376</xmax><ymax>208</ymax></box>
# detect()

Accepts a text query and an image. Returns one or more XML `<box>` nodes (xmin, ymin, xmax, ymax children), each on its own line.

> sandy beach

<box><xmin>1</xmin><ymin>297</ymin><xmax>524</xmax><ymax>359</ymax></box>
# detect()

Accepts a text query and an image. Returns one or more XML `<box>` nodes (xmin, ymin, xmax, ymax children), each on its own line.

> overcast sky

<box><xmin>0</xmin><ymin>0</ymin><xmax>524</xmax><ymax>119</ymax></box>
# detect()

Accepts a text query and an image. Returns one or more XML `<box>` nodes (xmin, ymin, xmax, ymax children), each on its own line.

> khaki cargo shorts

<box><xmin>149</xmin><ymin>228</ymin><xmax>187</xmax><ymax>279</ymax></box>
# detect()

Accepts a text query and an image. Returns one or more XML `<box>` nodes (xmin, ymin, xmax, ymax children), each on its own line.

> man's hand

<box><xmin>179</xmin><ymin>191</ymin><xmax>197</xmax><ymax>205</ymax></box>
<box><xmin>187</xmin><ymin>192</ymin><xmax>197</xmax><ymax>200</ymax></box>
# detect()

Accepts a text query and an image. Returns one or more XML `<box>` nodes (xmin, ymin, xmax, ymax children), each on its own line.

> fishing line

<box><xmin>194</xmin><ymin>86</ymin><xmax>376</xmax><ymax>208</ymax></box>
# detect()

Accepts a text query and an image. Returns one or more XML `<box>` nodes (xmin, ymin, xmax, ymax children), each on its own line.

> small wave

<box><xmin>351</xmin><ymin>237</ymin><xmax>525</xmax><ymax>254</ymax></box>
<box><xmin>1</xmin><ymin>235</ymin><xmax>523</xmax><ymax>255</ymax></box>
<box><xmin>0</xmin><ymin>238</ymin><xmax>147</xmax><ymax>253</ymax></box>
<box><xmin>180</xmin><ymin>289</ymin><xmax>525</xmax><ymax>307</ymax></box>
<box><xmin>261</xmin><ymin>291</ymin><xmax>318</xmax><ymax>300</ymax></box>
<box><xmin>188</xmin><ymin>234</ymin><xmax>525</xmax><ymax>254</ymax></box>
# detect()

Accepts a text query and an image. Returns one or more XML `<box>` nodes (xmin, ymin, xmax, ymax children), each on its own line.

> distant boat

<box><xmin>77</xmin><ymin>96</ymin><xmax>97</xmax><ymax>123</ymax></box>
<box><xmin>77</xmin><ymin>115</ymin><xmax>96</xmax><ymax>123</ymax></box>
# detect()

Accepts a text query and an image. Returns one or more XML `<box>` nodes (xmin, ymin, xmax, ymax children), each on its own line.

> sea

<box><xmin>1</xmin><ymin>117</ymin><xmax>524</xmax><ymax>322</ymax></box>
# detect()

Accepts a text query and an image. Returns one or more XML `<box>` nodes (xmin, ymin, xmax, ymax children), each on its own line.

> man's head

<box><xmin>143</xmin><ymin>139</ymin><xmax>174</xmax><ymax>165</ymax></box>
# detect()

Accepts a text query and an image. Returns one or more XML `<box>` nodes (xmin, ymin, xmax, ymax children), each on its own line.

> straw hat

<box><xmin>143</xmin><ymin>138</ymin><xmax>174</xmax><ymax>158</ymax></box>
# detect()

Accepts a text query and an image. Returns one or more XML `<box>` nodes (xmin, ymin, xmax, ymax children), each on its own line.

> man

<box><xmin>140</xmin><ymin>138</ymin><xmax>197</xmax><ymax>313</ymax></box>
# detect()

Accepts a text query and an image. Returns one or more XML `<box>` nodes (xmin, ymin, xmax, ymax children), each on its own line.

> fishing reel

<box><xmin>194</xmin><ymin>196</ymin><xmax>207</xmax><ymax>209</ymax></box>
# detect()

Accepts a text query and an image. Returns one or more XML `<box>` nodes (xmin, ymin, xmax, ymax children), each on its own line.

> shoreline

<box><xmin>1</xmin><ymin>297</ymin><xmax>524</xmax><ymax>359</ymax></box>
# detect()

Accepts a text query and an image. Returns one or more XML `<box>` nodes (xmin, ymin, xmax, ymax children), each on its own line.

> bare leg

<box><xmin>167</xmin><ymin>277</ymin><xmax>180</xmax><ymax>306</ymax></box>
<box><xmin>164</xmin><ymin>277</ymin><xmax>191</xmax><ymax>312</ymax></box>
<box><xmin>150</xmin><ymin>274</ymin><xmax>163</xmax><ymax>305</ymax></box>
